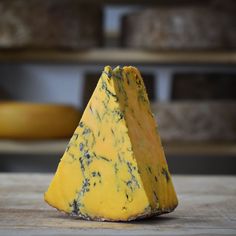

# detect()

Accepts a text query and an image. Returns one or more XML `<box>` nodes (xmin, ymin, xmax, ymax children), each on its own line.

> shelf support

<box><xmin>77</xmin><ymin>69</ymin><xmax>85</xmax><ymax>109</ymax></box>
<box><xmin>154</xmin><ymin>69</ymin><xmax>173</xmax><ymax>102</ymax></box>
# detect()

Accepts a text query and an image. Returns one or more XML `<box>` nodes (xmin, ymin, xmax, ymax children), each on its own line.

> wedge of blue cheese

<box><xmin>45</xmin><ymin>66</ymin><xmax>178</xmax><ymax>221</ymax></box>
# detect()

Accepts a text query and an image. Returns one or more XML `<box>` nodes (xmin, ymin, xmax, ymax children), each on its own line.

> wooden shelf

<box><xmin>0</xmin><ymin>140</ymin><xmax>67</xmax><ymax>155</ymax></box>
<box><xmin>73</xmin><ymin>0</ymin><xmax>210</xmax><ymax>5</ymax></box>
<box><xmin>0</xmin><ymin>140</ymin><xmax>235</xmax><ymax>156</ymax></box>
<box><xmin>0</xmin><ymin>49</ymin><xmax>236</xmax><ymax>65</ymax></box>
<box><xmin>165</xmin><ymin>142</ymin><xmax>236</xmax><ymax>156</ymax></box>
<box><xmin>1</xmin><ymin>174</ymin><xmax>236</xmax><ymax>235</ymax></box>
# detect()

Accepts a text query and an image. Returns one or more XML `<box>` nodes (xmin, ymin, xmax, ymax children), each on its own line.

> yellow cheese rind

<box><xmin>45</xmin><ymin>66</ymin><xmax>178</xmax><ymax>221</ymax></box>
<box><xmin>0</xmin><ymin>102</ymin><xmax>80</xmax><ymax>139</ymax></box>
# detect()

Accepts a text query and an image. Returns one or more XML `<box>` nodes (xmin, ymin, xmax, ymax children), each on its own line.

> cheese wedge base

<box><xmin>45</xmin><ymin>66</ymin><xmax>178</xmax><ymax>221</ymax></box>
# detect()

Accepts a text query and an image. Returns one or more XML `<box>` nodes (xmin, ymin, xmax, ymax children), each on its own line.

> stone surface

<box><xmin>0</xmin><ymin>0</ymin><xmax>102</xmax><ymax>49</ymax></box>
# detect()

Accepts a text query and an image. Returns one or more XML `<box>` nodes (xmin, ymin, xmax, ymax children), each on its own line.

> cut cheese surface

<box><xmin>45</xmin><ymin>66</ymin><xmax>178</xmax><ymax>221</ymax></box>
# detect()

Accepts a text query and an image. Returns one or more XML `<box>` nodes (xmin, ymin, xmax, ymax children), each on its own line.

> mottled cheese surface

<box><xmin>45</xmin><ymin>66</ymin><xmax>178</xmax><ymax>221</ymax></box>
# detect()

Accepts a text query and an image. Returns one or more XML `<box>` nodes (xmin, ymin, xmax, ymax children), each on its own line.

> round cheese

<box><xmin>121</xmin><ymin>7</ymin><xmax>236</xmax><ymax>50</ymax></box>
<box><xmin>0</xmin><ymin>102</ymin><xmax>81</xmax><ymax>139</ymax></box>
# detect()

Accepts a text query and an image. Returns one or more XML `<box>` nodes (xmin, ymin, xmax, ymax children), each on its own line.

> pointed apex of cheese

<box><xmin>45</xmin><ymin>66</ymin><xmax>178</xmax><ymax>221</ymax></box>
<box><xmin>123</xmin><ymin>65</ymin><xmax>140</xmax><ymax>74</ymax></box>
<box><xmin>104</xmin><ymin>65</ymin><xmax>112</xmax><ymax>73</ymax></box>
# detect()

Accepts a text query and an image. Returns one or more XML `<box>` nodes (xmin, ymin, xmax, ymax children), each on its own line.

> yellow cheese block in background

<box><xmin>0</xmin><ymin>102</ymin><xmax>80</xmax><ymax>139</ymax></box>
<box><xmin>45</xmin><ymin>66</ymin><xmax>178</xmax><ymax>221</ymax></box>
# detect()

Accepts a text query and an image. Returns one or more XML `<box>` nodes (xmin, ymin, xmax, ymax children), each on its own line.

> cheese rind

<box><xmin>45</xmin><ymin>66</ymin><xmax>178</xmax><ymax>221</ymax></box>
<box><xmin>0</xmin><ymin>102</ymin><xmax>80</xmax><ymax>139</ymax></box>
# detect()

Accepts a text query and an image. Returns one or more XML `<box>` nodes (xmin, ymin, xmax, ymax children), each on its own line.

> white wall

<box><xmin>0</xmin><ymin>64</ymin><xmax>84</xmax><ymax>108</ymax></box>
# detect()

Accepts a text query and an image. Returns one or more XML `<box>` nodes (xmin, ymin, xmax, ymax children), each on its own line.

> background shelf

<box><xmin>0</xmin><ymin>140</ymin><xmax>67</xmax><ymax>155</ymax></box>
<box><xmin>0</xmin><ymin>49</ymin><xmax>236</xmax><ymax>65</ymax></box>
<box><xmin>73</xmin><ymin>0</ymin><xmax>210</xmax><ymax>5</ymax></box>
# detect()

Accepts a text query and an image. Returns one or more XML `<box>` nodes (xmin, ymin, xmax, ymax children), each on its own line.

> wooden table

<box><xmin>0</xmin><ymin>174</ymin><xmax>235</xmax><ymax>236</ymax></box>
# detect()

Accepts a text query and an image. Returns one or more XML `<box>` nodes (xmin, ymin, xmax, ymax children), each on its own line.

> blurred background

<box><xmin>0</xmin><ymin>0</ymin><xmax>235</xmax><ymax>174</ymax></box>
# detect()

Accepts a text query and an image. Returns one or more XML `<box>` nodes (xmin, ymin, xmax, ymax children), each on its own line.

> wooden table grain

<box><xmin>0</xmin><ymin>174</ymin><xmax>235</xmax><ymax>236</ymax></box>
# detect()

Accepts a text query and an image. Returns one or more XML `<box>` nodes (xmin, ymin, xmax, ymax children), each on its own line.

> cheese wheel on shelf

<box><xmin>0</xmin><ymin>1</ymin><xmax>103</xmax><ymax>49</ymax></box>
<box><xmin>0</xmin><ymin>102</ymin><xmax>81</xmax><ymax>139</ymax></box>
<box><xmin>121</xmin><ymin>7</ymin><xmax>236</xmax><ymax>50</ymax></box>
